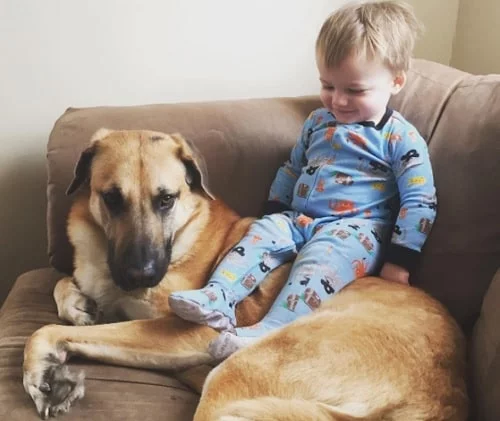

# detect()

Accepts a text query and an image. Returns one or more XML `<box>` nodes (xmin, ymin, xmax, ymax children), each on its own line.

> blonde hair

<box><xmin>316</xmin><ymin>0</ymin><xmax>423</xmax><ymax>72</ymax></box>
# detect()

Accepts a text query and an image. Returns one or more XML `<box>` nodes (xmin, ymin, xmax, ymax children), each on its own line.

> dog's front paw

<box><xmin>60</xmin><ymin>291</ymin><xmax>101</xmax><ymax>326</ymax></box>
<box><xmin>24</xmin><ymin>363</ymin><xmax>85</xmax><ymax>419</ymax></box>
<box><xmin>23</xmin><ymin>325</ymin><xmax>85</xmax><ymax>419</ymax></box>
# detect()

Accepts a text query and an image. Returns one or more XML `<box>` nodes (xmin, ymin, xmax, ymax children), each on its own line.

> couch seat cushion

<box><xmin>0</xmin><ymin>268</ymin><xmax>198</xmax><ymax>421</ymax></box>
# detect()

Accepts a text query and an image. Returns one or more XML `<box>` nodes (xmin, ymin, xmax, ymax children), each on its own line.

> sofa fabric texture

<box><xmin>472</xmin><ymin>268</ymin><xmax>500</xmax><ymax>421</ymax></box>
<box><xmin>0</xmin><ymin>59</ymin><xmax>499</xmax><ymax>420</ymax></box>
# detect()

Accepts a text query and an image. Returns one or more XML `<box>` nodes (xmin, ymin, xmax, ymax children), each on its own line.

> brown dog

<box><xmin>23</xmin><ymin>129</ymin><xmax>468</xmax><ymax>420</ymax></box>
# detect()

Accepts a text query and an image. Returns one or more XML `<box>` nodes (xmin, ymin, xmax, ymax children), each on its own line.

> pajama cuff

<box><xmin>385</xmin><ymin>244</ymin><xmax>421</xmax><ymax>273</ymax></box>
<box><xmin>261</xmin><ymin>200</ymin><xmax>292</xmax><ymax>216</ymax></box>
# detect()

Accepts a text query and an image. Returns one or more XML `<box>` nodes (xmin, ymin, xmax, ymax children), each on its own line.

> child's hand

<box><xmin>380</xmin><ymin>262</ymin><xmax>410</xmax><ymax>285</ymax></box>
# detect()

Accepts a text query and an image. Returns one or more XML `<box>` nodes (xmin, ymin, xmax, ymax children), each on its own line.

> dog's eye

<box><xmin>101</xmin><ymin>188</ymin><xmax>123</xmax><ymax>211</ymax></box>
<box><xmin>158</xmin><ymin>193</ymin><xmax>176</xmax><ymax>211</ymax></box>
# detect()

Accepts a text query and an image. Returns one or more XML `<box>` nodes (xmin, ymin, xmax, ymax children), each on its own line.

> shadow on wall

<box><xmin>0</xmin><ymin>151</ymin><xmax>48</xmax><ymax>306</ymax></box>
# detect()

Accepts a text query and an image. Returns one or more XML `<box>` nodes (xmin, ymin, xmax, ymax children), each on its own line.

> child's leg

<box><xmin>209</xmin><ymin>218</ymin><xmax>389</xmax><ymax>358</ymax></box>
<box><xmin>168</xmin><ymin>213</ymin><xmax>302</xmax><ymax>331</ymax></box>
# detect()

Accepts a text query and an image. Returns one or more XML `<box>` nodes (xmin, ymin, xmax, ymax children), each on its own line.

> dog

<box><xmin>23</xmin><ymin>129</ymin><xmax>468</xmax><ymax>420</ymax></box>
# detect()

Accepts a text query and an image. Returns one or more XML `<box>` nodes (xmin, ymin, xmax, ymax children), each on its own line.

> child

<box><xmin>169</xmin><ymin>0</ymin><xmax>436</xmax><ymax>359</ymax></box>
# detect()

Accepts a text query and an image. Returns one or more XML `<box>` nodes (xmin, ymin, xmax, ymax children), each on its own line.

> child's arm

<box><xmin>262</xmin><ymin>112</ymin><xmax>316</xmax><ymax>214</ymax></box>
<box><xmin>385</xmin><ymin>125</ymin><xmax>437</xmax><ymax>280</ymax></box>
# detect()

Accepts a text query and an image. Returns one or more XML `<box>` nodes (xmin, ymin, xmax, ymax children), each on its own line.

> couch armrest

<box><xmin>471</xmin><ymin>268</ymin><xmax>500</xmax><ymax>421</ymax></box>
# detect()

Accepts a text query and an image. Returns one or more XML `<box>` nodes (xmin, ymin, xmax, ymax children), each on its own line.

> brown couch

<box><xmin>0</xmin><ymin>59</ymin><xmax>499</xmax><ymax>420</ymax></box>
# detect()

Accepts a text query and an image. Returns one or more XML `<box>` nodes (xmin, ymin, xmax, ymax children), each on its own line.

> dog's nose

<box><xmin>125</xmin><ymin>260</ymin><xmax>157</xmax><ymax>286</ymax></box>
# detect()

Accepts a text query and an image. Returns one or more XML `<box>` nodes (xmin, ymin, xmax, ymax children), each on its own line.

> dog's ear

<box><xmin>66</xmin><ymin>128</ymin><xmax>112</xmax><ymax>195</ymax></box>
<box><xmin>66</xmin><ymin>144</ymin><xmax>97</xmax><ymax>195</ymax></box>
<box><xmin>170</xmin><ymin>133</ymin><xmax>215</xmax><ymax>200</ymax></box>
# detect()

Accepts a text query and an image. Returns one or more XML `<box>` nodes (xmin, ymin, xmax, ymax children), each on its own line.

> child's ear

<box><xmin>392</xmin><ymin>72</ymin><xmax>407</xmax><ymax>94</ymax></box>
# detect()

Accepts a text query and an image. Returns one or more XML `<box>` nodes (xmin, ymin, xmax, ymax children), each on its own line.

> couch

<box><xmin>0</xmin><ymin>59</ymin><xmax>499</xmax><ymax>420</ymax></box>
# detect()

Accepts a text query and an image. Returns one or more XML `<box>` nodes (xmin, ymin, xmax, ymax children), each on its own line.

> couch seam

<box><xmin>84</xmin><ymin>375</ymin><xmax>195</xmax><ymax>393</ymax></box>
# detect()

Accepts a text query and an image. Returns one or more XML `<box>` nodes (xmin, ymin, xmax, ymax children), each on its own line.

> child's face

<box><xmin>317</xmin><ymin>53</ymin><xmax>405</xmax><ymax>125</ymax></box>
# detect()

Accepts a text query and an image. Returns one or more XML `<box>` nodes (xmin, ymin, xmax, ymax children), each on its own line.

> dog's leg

<box><xmin>175</xmin><ymin>365</ymin><xmax>213</xmax><ymax>394</ymax></box>
<box><xmin>23</xmin><ymin>316</ymin><xmax>217</xmax><ymax>419</ymax></box>
<box><xmin>53</xmin><ymin>277</ymin><xmax>101</xmax><ymax>326</ymax></box>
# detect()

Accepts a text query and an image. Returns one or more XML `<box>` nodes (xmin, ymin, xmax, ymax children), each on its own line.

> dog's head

<box><xmin>67</xmin><ymin>129</ymin><xmax>214</xmax><ymax>291</ymax></box>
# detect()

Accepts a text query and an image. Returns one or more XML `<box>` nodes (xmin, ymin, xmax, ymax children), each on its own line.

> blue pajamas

<box><xmin>170</xmin><ymin>211</ymin><xmax>389</xmax><ymax>336</ymax></box>
<box><xmin>169</xmin><ymin>107</ymin><xmax>436</xmax><ymax>339</ymax></box>
<box><xmin>222</xmin><ymin>212</ymin><xmax>388</xmax><ymax>336</ymax></box>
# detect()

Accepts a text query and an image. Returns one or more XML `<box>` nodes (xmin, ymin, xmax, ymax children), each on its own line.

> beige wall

<box><xmin>451</xmin><ymin>0</ymin><xmax>500</xmax><ymax>74</ymax></box>
<box><xmin>0</xmin><ymin>0</ymin><xmax>466</xmax><ymax>305</ymax></box>
<box><xmin>408</xmin><ymin>0</ymin><xmax>460</xmax><ymax>65</ymax></box>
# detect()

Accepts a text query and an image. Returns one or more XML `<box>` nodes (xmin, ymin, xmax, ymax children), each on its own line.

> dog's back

<box><xmin>198</xmin><ymin>277</ymin><xmax>468</xmax><ymax>421</ymax></box>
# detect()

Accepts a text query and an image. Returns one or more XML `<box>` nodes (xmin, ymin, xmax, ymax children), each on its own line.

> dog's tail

<box><xmin>214</xmin><ymin>396</ymin><xmax>384</xmax><ymax>421</ymax></box>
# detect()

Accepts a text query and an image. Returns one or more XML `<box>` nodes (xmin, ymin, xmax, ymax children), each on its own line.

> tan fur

<box><xmin>198</xmin><ymin>279</ymin><xmax>468</xmax><ymax>421</ymax></box>
<box><xmin>23</xmin><ymin>130</ymin><xmax>468</xmax><ymax>420</ymax></box>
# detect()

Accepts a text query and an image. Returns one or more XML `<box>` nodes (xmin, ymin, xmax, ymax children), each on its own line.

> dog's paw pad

<box><xmin>26</xmin><ymin>364</ymin><xmax>85</xmax><ymax>419</ymax></box>
<box><xmin>83</xmin><ymin>298</ymin><xmax>99</xmax><ymax>318</ymax></box>
<box><xmin>44</xmin><ymin>365</ymin><xmax>84</xmax><ymax>404</ymax></box>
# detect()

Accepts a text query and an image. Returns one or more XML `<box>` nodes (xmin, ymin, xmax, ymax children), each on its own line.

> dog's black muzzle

<box><xmin>108</xmin><ymin>238</ymin><xmax>172</xmax><ymax>291</ymax></box>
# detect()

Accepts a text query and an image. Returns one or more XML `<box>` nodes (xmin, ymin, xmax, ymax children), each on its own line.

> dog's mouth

<box><xmin>107</xmin><ymin>240</ymin><xmax>172</xmax><ymax>291</ymax></box>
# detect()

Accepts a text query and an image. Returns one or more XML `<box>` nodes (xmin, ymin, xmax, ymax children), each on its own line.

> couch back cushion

<box><xmin>390</xmin><ymin>60</ymin><xmax>500</xmax><ymax>331</ymax></box>
<box><xmin>47</xmin><ymin>59</ymin><xmax>500</xmax><ymax>330</ymax></box>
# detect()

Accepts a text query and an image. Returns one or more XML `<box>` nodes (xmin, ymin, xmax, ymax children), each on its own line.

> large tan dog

<box><xmin>23</xmin><ymin>129</ymin><xmax>468</xmax><ymax>420</ymax></box>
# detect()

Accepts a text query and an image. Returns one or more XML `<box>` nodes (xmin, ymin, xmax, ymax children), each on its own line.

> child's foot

<box><xmin>168</xmin><ymin>284</ymin><xmax>236</xmax><ymax>332</ymax></box>
<box><xmin>208</xmin><ymin>331</ymin><xmax>258</xmax><ymax>360</ymax></box>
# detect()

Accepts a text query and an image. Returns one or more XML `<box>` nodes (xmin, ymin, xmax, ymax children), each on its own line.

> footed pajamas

<box><xmin>169</xmin><ymin>108</ymin><xmax>437</xmax><ymax>341</ymax></box>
